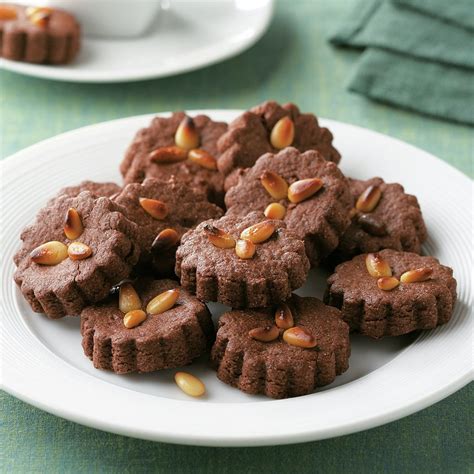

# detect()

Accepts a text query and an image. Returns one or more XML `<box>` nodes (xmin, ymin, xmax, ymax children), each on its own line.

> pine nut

<box><xmin>30</xmin><ymin>241</ymin><xmax>68</xmax><ymax>265</ymax></box>
<box><xmin>119</xmin><ymin>283</ymin><xmax>142</xmax><ymax>314</ymax></box>
<box><xmin>356</xmin><ymin>185</ymin><xmax>382</xmax><ymax>213</ymax></box>
<box><xmin>377</xmin><ymin>276</ymin><xmax>400</xmax><ymax>291</ymax></box>
<box><xmin>264</xmin><ymin>202</ymin><xmax>286</xmax><ymax>220</ymax></box>
<box><xmin>188</xmin><ymin>149</ymin><xmax>217</xmax><ymax>170</ymax></box>
<box><xmin>358</xmin><ymin>213</ymin><xmax>387</xmax><ymax>236</ymax></box>
<box><xmin>275</xmin><ymin>302</ymin><xmax>294</xmax><ymax>329</ymax></box>
<box><xmin>270</xmin><ymin>117</ymin><xmax>295</xmax><ymax>149</ymax></box>
<box><xmin>365</xmin><ymin>253</ymin><xmax>392</xmax><ymax>278</ymax></box>
<box><xmin>287</xmin><ymin>178</ymin><xmax>323</xmax><ymax>203</ymax></box>
<box><xmin>64</xmin><ymin>207</ymin><xmax>83</xmax><ymax>240</ymax></box>
<box><xmin>123</xmin><ymin>309</ymin><xmax>146</xmax><ymax>329</ymax></box>
<box><xmin>400</xmin><ymin>268</ymin><xmax>433</xmax><ymax>283</ymax></box>
<box><xmin>235</xmin><ymin>239</ymin><xmax>256</xmax><ymax>259</ymax></box>
<box><xmin>152</xmin><ymin>228</ymin><xmax>179</xmax><ymax>252</ymax></box>
<box><xmin>283</xmin><ymin>327</ymin><xmax>317</xmax><ymax>348</ymax></box>
<box><xmin>149</xmin><ymin>146</ymin><xmax>188</xmax><ymax>164</ymax></box>
<box><xmin>146</xmin><ymin>288</ymin><xmax>180</xmax><ymax>315</ymax></box>
<box><xmin>204</xmin><ymin>224</ymin><xmax>236</xmax><ymax>249</ymax></box>
<box><xmin>67</xmin><ymin>242</ymin><xmax>92</xmax><ymax>261</ymax></box>
<box><xmin>175</xmin><ymin>372</ymin><xmax>206</xmax><ymax>397</ymax></box>
<box><xmin>175</xmin><ymin>117</ymin><xmax>200</xmax><ymax>150</ymax></box>
<box><xmin>248</xmin><ymin>325</ymin><xmax>279</xmax><ymax>342</ymax></box>
<box><xmin>240</xmin><ymin>221</ymin><xmax>275</xmax><ymax>244</ymax></box>
<box><xmin>260</xmin><ymin>171</ymin><xmax>289</xmax><ymax>200</ymax></box>
<box><xmin>139</xmin><ymin>197</ymin><xmax>168</xmax><ymax>220</ymax></box>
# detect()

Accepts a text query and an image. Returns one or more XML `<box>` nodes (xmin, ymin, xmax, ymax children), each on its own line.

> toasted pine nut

<box><xmin>240</xmin><ymin>221</ymin><xmax>275</xmax><ymax>244</ymax></box>
<box><xmin>283</xmin><ymin>326</ymin><xmax>317</xmax><ymax>348</ymax></box>
<box><xmin>119</xmin><ymin>283</ymin><xmax>142</xmax><ymax>314</ymax></box>
<box><xmin>264</xmin><ymin>202</ymin><xmax>286</xmax><ymax>220</ymax></box>
<box><xmin>146</xmin><ymin>288</ymin><xmax>180</xmax><ymax>315</ymax></box>
<box><xmin>400</xmin><ymin>268</ymin><xmax>433</xmax><ymax>283</ymax></box>
<box><xmin>270</xmin><ymin>117</ymin><xmax>295</xmax><ymax>149</ymax></box>
<box><xmin>123</xmin><ymin>309</ymin><xmax>146</xmax><ymax>329</ymax></box>
<box><xmin>175</xmin><ymin>372</ymin><xmax>206</xmax><ymax>397</ymax></box>
<box><xmin>248</xmin><ymin>325</ymin><xmax>279</xmax><ymax>342</ymax></box>
<box><xmin>64</xmin><ymin>208</ymin><xmax>83</xmax><ymax>240</ymax></box>
<box><xmin>30</xmin><ymin>241</ymin><xmax>68</xmax><ymax>265</ymax></box>
<box><xmin>175</xmin><ymin>117</ymin><xmax>200</xmax><ymax>150</ymax></box>
<box><xmin>275</xmin><ymin>302</ymin><xmax>294</xmax><ymax>329</ymax></box>
<box><xmin>365</xmin><ymin>253</ymin><xmax>392</xmax><ymax>278</ymax></box>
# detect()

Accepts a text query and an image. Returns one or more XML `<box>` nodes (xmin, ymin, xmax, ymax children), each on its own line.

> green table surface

<box><xmin>1</xmin><ymin>1</ymin><xmax>472</xmax><ymax>472</ymax></box>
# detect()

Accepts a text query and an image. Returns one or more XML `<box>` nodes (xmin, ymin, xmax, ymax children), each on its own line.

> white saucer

<box><xmin>0</xmin><ymin>0</ymin><xmax>274</xmax><ymax>83</ymax></box>
<box><xmin>1</xmin><ymin>111</ymin><xmax>472</xmax><ymax>446</ymax></box>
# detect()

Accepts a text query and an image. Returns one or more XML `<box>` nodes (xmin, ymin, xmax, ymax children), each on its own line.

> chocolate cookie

<box><xmin>0</xmin><ymin>4</ymin><xmax>80</xmax><ymax>64</ymax></box>
<box><xmin>114</xmin><ymin>177</ymin><xmax>223</xmax><ymax>276</ymax></box>
<box><xmin>119</xmin><ymin>112</ymin><xmax>227</xmax><ymax>206</ymax></box>
<box><xmin>47</xmin><ymin>181</ymin><xmax>122</xmax><ymax>205</ymax></box>
<box><xmin>56</xmin><ymin>181</ymin><xmax>122</xmax><ymax>199</ymax></box>
<box><xmin>211</xmin><ymin>295</ymin><xmax>350</xmax><ymax>399</ymax></box>
<box><xmin>217</xmin><ymin>101</ymin><xmax>341</xmax><ymax>190</ymax></box>
<box><xmin>225</xmin><ymin>147</ymin><xmax>352</xmax><ymax>265</ymax></box>
<box><xmin>329</xmin><ymin>177</ymin><xmax>427</xmax><ymax>263</ymax></box>
<box><xmin>14</xmin><ymin>191</ymin><xmax>140</xmax><ymax>319</ymax></box>
<box><xmin>81</xmin><ymin>278</ymin><xmax>214</xmax><ymax>374</ymax></box>
<box><xmin>175</xmin><ymin>211</ymin><xmax>310</xmax><ymax>308</ymax></box>
<box><xmin>325</xmin><ymin>249</ymin><xmax>457</xmax><ymax>339</ymax></box>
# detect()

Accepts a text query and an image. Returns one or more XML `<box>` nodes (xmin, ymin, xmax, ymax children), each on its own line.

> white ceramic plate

<box><xmin>2</xmin><ymin>111</ymin><xmax>472</xmax><ymax>447</ymax></box>
<box><xmin>0</xmin><ymin>0</ymin><xmax>273</xmax><ymax>83</ymax></box>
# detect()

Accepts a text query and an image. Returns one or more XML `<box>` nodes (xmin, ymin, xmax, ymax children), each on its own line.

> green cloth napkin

<box><xmin>330</xmin><ymin>0</ymin><xmax>474</xmax><ymax>125</ymax></box>
<box><xmin>394</xmin><ymin>0</ymin><xmax>474</xmax><ymax>31</ymax></box>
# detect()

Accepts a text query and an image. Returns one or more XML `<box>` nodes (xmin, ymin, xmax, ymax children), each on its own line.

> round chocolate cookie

<box><xmin>14</xmin><ymin>191</ymin><xmax>140</xmax><ymax>319</ymax></box>
<box><xmin>175</xmin><ymin>211</ymin><xmax>310</xmax><ymax>308</ymax></box>
<box><xmin>81</xmin><ymin>278</ymin><xmax>214</xmax><ymax>374</ymax></box>
<box><xmin>329</xmin><ymin>177</ymin><xmax>427</xmax><ymax>263</ymax></box>
<box><xmin>114</xmin><ymin>177</ymin><xmax>223</xmax><ymax>276</ymax></box>
<box><xmin>211</xmin><ymin>295</ymin><xmax>350</xmax><ymax>399</ymax></box>
<box><xmin>225</xmin><ymin>147</ymin><xmax>352</xmax><ymax>266</ymax></box>
<box><xmin>0</xmin><ymin>4</ymin><xmax>80</xmax><ymax>64</ymax></box>
<box><xmin>325</xmin><ymin>249</ymin><xmax>457</xmax><ymax>339</ymax></box>
<box><xmin>217</xmin><ymin>100</ymin><xmax>341</xmax><ymax>190</ymax></box>
<box><xmin>119</xmin><ymin>112</ymin><xmax>228</xmax><ymax>206</ymax></box>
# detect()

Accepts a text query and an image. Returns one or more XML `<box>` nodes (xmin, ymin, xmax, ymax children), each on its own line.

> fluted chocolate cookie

<box><xmin>217</xmin><ymin>100</ymin><xmax>341</xmax><ymax>190</ymax></box>
<box><xmin>225</xmin><ymin>147</ymin><xmax>352</xmax><ymax>265</ymax></box>
<box><xmin>14</xmin><ymin>191</ymin><xmax>140</xmax><ymax>319</ymax></box>
<box><xmin>120</xmin><ymin>112</ymin><xmax>227</xmax><ymax>206</ymax></box>
<box><xmin>325</xmin><ymin>249</ymin><xmax>457</xmax><ymax>339</ymax></box>
<box><xmin>211</xmin><ymin>295</ymin><xmax>350</xmax><ymax>399</ymax></box>
<box><xmin>81</xmin><ymin>278</ymin><xmax>214</xmax><ymax>374</ymax></box>
<box><xmin>329</xmin><ymin>177</ymin><xmax>427</xmax><ymax>263</ymax></box>
<box><xmin>175</xmin><ymin>211</ymin><xmax>310</xmax><ymax>308</ymax></box>
<box><xmin>114</xmin><ymin>177</ymin><xmax>223</xmax><ymax>276</ymax></box>
<box><xmin>0</xmin><ymin>4</ymin><xmax>80</xmax><ymax>64</ymax></box>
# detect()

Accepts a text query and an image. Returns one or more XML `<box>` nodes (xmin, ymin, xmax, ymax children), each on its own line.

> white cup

<box><xmin>18</xmin><ymin>0</ymin><xmax>162</xmax><ymax>38</ymax></box>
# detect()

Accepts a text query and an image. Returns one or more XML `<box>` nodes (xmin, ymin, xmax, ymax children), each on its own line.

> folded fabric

<box><xmin>330</xmin><ymin>0</ymin><xmax>474</xmax><ymax>125</ymax></box>
<box><xmin>330</xmin><ymin>0</ymin><xmax>474</xmax><ymax>69</ymax></box>
<box><xmin>393</xmin><ymin>0</ymin><xmax>474</xmax><ymax>31</ymax></box>
<box><xmin>349</xmin><ymin>48</ymin><xmax>474</xmax><ymax>125</ymax></box>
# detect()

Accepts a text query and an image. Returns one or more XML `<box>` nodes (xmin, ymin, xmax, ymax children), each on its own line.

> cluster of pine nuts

<box><xmin>148</xmin><ymin>116</ymin><xmax>217</xmax><ymax>170</ymax></box>
<box><xmin>204</xmin><ymin>220</ymin><xmax>276</xmax><ymax>260</ymax></box>
<box><xmin>248</xmin><ymin>303</ymin><xmax>317</xmax><ymax>349</ymax></box>
<box><xmin>30</xmin><ymin>207</ymin><xmax>93</xmax><ymax>266</ymax></box>
<box><xmin>365</xmin><ymin>253</ymin><xmax>433</xmax><ymax>291</ymax></box>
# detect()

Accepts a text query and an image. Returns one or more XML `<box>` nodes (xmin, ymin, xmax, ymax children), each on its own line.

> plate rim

<box><xmin>0</xmin><ymin>0</ymin><xmax>274</xmax><ymax>83</ymax></box>
<box><xmin>2</xmin><ymin>110</ymin><xmax>473</xmax><ymax>447</ymax></box>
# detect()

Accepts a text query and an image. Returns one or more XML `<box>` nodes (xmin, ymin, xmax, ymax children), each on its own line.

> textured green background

<box><xmin>1</xmin><ymin>1</ymin><xmax>472</xmax><ymax>472</ymax></box>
